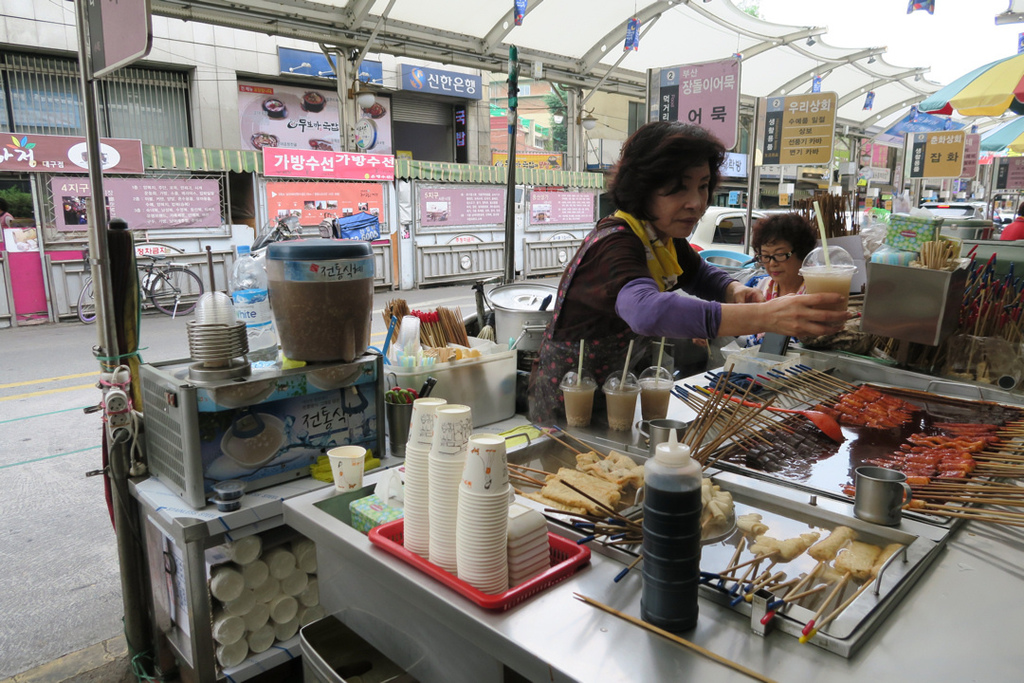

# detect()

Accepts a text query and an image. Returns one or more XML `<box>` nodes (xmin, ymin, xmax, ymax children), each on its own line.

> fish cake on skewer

<box><xmin>834</xmin><ymin>541</ymin><xmax>882</xmax><ymax>581</ymax></box>
<box><xmin>808</xmin><ymin>526</ymin><xmax>857</xmax><ymax>562</ymax></box>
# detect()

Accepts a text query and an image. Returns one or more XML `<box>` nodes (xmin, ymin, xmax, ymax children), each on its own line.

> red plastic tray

<box><xmin>368</xmin><ymin>519</ymin><xmax>591</xmax><ymax>611</ymax></box>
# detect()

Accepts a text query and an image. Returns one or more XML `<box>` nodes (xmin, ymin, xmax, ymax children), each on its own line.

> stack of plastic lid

<box><xmin>456</xmin><ymin>433</ymin><xmax>511</xmax><ymax>594</ymax></box>
<box><xmin>427</xmin><ymin>404</ymin><xmax>473</xmax><ymax>573</ymax></box>
<box><xmin>402</xmin><ymin>397</ymin><xmax>447</xmax><ymax>559</ymax></box>
<box><xmin>507</xmin><ymin>503</ymin><xmax>550</xmax><ymax>587</ymax></box>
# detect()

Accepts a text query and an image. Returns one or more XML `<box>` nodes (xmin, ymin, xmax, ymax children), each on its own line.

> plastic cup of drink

<box><xmin>602</xmin><ymin>373</ymin><xmax>640</xmax><ymax>432</ymax></box>
<box><xmin>800</xmin><ymin>246</ymin><xmax>857</xmax><ymax>312</ymax></box>
<box><xmin>326</xmin><ymin>446</ymin><xmax>366</xmax><ymax>491</ymax></box>
<box><xmin>560</xmin><ymin>371</ymin><xmax>597</xmax><ymax>428</ymax></box>
<box><xmin>638</xmin><ymin>366</ymin><xmax>674</xmax><ymax>421</ymax></box>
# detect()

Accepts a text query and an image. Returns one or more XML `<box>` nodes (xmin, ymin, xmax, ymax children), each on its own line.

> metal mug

<box><xmin>637</xmin><ymin>418</ymin><xmax>689</xmax><ymax>456</ymax></box>
<box><xmin>854</xmin><ymin>466</ymin><xmax>913</xmax><ymax>526</ymax></box>
<box><xmin>385</xmin><ymin>401</ymin><xmax>414</xmax><ymax>458</ymax></box>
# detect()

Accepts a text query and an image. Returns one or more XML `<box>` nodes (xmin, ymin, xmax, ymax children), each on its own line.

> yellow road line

<box><xmin>0</xmin><ymin>383</ymin><xmax>98</xmax><ymax>402</ymax></box>
<box><xmin>0</xmin><ymin>371</ymin><xmax>98</xmax><ymax>390</ymax></box>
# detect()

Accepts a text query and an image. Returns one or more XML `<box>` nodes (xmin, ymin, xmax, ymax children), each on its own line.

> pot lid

<box><xmin>267</xmin><ymin>238</ymin><xmax>373</xmax><ymax>260</ymax></box>
<box><xmin>486</xmin><ymin>282</ymin><xmax>558</xmax><ymax>311</ymax></box>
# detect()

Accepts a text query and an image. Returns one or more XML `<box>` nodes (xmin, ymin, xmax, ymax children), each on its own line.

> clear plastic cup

<box><xmin>638</xmin><ymin>366</ymin><xmax>674</xmax><ymax>421</ymax></box>
<box><xmin>560</xmin><ymin>370</ymin><xmax>598</xmax><ymax>428</ymax></box>
<box><xmin>800</xmin><ymin>246</ymin><xmax>857</xmax><ymax>311</ymax></box>
<box><xmin>603</xmin><ymin>373</ymin><xmax>640</xmax><ymax>431</ymax></box>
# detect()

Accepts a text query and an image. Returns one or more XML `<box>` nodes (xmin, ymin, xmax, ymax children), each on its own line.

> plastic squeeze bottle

<box><xmin>641</xmin><ymin>428</ymin><xmax>702</xmax><ymax>631</ymax></box>
<box><xmin>231</xmin><ymin>245</ymin><xmax>278</xmax><ymax>364</ymax></box>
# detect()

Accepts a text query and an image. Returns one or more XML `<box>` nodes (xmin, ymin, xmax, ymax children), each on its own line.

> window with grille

<box><xmin>0</xmin><ymin>52</ymin><xmax>191</xmax><ymax>146</ymax></box>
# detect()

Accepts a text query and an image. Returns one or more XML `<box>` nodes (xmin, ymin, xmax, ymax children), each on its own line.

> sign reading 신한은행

<box><xmin>762</xmin><ymin>93</ymin><xmax>836</xmax><ymax>166</ymax></box>
<box><xmin>908</xmin><ymin>131</ymin><xmax>966</xmax><ymax>179</ymax></box>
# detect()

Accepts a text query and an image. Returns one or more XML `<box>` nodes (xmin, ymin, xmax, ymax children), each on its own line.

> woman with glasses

<box><xmin>750</xmin><ymin>213</ymin><xmax>818</xmax><ymax>300</ymax></box>
<box><xmin>527</xmin><ymin>121</ymin><xmax>851</xmax><ymax>424</ymax></box>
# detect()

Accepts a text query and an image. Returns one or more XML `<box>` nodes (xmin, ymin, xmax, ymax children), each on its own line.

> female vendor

<box><xmin>528</xmin><ymin>122</ymin><xmax>851</xmax><ymax>424</ymax></box>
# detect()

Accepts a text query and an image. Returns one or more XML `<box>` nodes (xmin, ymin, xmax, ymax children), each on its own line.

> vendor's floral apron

<box><xmin>528</xmin><ymin>221</ymin><xmax>649</xmax><ymax>425</ymax></box>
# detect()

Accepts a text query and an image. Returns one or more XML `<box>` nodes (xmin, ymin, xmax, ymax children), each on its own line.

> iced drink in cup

<box><xmin>603</xmin><ymin>373</ymin><xmax>641</xmax><ymax>432</ymax></box>
<box><xmin>560</xmin><ymin>371</ymin><xmax>597</xmax><ymax>428</ymax></box>
<box><xmin>800</xmin><ymin>246</ymin><xmax>858</xmax><ymax>312</ymax></box>
<box><xmin>639</xmin><ymin>366</ymin><xmax>674</xmax><ymax>421</ymax></box>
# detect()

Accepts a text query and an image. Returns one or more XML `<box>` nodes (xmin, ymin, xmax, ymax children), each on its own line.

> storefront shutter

<box><xmin>390</xmin><ymin>96</ymin><xmax>451</xmax><ymax>125</ymax></box>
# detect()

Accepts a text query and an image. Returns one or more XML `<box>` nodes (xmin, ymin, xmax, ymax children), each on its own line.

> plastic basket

<box><xmin>367</xmin><ymin>519</ymin><xmax>591</xmax><ymax>611</ymax></box>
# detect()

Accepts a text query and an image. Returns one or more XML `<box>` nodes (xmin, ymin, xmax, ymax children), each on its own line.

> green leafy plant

<box><xmin>0</xmin><ymin>186</ymin><xmax>34</xmax><ymax>220</ymax></box>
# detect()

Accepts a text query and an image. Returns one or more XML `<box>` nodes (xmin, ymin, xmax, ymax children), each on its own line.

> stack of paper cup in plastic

<box><xmin>402</xmin><ymin>397</ymin><xmax>447</xmax><ymax>559</ymax></box>
<box><xmin>208</xmin><ymin>533</ymin><xmax>322</xmax><ymax>670</ymax></box>
<box><xmin>427</xmin><ymin>404</ymin><xmax>474</xmax><ymax>573</ymax></box>
<box><xmin>507</xmin><ymin>503</ymin><xmax>551</xmax><ymax>587</ymax></box>
<box><xmin>456</xmin><ymin>433</ymin><xmax>511</xmax><ymax>594</ymax></box>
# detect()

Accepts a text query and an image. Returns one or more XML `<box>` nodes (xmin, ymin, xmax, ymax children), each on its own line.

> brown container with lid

<box><xmin>267</xmin><ymin>239</ymin><xmax>374</xmax><ymax>362</ymax></box>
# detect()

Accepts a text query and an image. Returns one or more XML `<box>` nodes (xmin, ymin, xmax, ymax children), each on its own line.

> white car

<box><xmin>688</xmin><ymin>207</ymin><xmax>764</xmax><ymax>255</ymax></box>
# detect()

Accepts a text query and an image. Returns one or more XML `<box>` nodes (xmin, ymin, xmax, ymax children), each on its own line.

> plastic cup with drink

<box><xmin>638</xmin><ymin>365</ymin><xmax>673</xmax><ymax>421</ymax></box>
<box><xmin>603</xmin><ymin>373</ymin><xmax>641</xmax><ymax>432</ymax></box>
<box><xmin>799</xmin><ymin>245</ymin><xmax>857</xmax><ymax>312</ymax></box>
<box><xmin>560</xmin><ymin>370</ymin><xmax>597</xmax><ymax>428</ymax></box>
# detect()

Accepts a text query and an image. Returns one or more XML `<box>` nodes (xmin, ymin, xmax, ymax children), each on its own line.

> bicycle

<box><xmin>78</xmin><ymin>253</ymin><xmax>205</xmax><ymax>323</ymax></box>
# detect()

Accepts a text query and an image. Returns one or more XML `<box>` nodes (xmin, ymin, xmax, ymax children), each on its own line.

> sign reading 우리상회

<box><xmin>762</xmin><ymin>92</ymin><xmax>837</xmax><ymax>166</ymax></box>
<box><xmin>907</xmin><ymin>131</ymin><xmax>966</xmax><ymax>179</ymax></box>
<box><xmin>650</xmin><ymin>58</ymin><xmax>741</xmax><ymax>150</ymax></box>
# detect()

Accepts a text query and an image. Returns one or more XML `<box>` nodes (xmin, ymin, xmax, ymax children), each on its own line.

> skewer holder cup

<box><xmin>861</xmin><ymin>261</ymin><xmax>968</xmax><ymax>347</ymax></box>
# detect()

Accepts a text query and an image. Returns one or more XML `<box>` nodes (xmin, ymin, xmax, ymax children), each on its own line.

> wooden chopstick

<box><xmin>573</xmin><ymin>594</ymin><xmax>777</xmax><ymax>683</ymax></box>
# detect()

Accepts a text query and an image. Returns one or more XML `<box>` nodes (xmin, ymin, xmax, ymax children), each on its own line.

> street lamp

<box><xmin>581</xmin><ymin>114</ymin><xmax>598</xmax><ymax>131</ymax></box>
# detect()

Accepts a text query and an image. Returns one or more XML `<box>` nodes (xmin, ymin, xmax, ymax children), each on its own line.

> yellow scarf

<box><xmin>614</xmin><ymin>210</ymin><xmax>683</xmax><ymax>292</ymax></box>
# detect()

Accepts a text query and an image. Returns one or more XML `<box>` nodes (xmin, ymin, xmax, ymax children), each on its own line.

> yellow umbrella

<box><xmin>921</xmin><ymin>52</ymin><xmax>1024</xmax><ymax>117</ymax></box>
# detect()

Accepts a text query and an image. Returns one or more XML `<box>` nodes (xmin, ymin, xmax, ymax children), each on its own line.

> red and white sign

<box><xmin>0</xmin><ymin>133</ymin><xmax>144</xmax><ymax>174</ymax></box>
<box><xmin>135</xmin><ymin>244</ymin><xmax>172</xmax><ymax>257</ymax></box>
<box><xmin>265</xmin><ymin>181</ymin><xmax>385</xmax><ymax>227</ymax></box>
<box><xmin>960</xmin><ymin>133</ymin><xmax>981</xmax><ymax>179</ymax></box>
<box><xmin>262</xmin><ymin>147</ymin><xmax>395</xmax><ymax>181</ymax></box>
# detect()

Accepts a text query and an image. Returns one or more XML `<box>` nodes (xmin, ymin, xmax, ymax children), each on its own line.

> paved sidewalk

<box><xmin>0</xmin><ymin>636</ymin><xmax>133</xmax><ymax>683</ymax></box>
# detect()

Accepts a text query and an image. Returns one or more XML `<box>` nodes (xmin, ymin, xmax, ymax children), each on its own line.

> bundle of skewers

<box><xmin>911</xmin><ymin>239</ymin><xmax>958</xmax><ymax>271</ymax></box>
<box><xmin>795</xmin><ymin>191</ymin><xmax>859</xmax><ymax>237</ymax></box>
<box><xmin>708</xmin><ymin>520</ymin><xmax>905</xmax><ymax>644</ymax></box>
<box><xmin>381</xmin><ymin>298</ymin><xmax>471</xmax><ymax>349</ymax></box>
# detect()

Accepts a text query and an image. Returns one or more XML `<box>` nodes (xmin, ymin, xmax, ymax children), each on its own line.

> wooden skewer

<box><xmin>744</xmin><ymin>571</ymin><xmax>787</xmax><ymax>602</ymax></box>
<box><xmin>807</xmin><ymin>580</ymin><xmax>875</xmax><ymax>637</ymax></box>
<box><xmin>801</xmin><ymin>572</ymin><xmax>851</xmax><ymax>639</ymax></box>
<box><xmin>537</xmin><ymin>426</ymin><xmax>583</xmax><ymax>455</ymax></box>
<box><xmin>510</xmin><ymin>472</ymin><xmax>544</xmax><ymax>488</ymax></box>
<box><xmin>550</xmin><ymin>427</ymin><xmax>610</xmax><ymax>458</ymax></box>
<box><xmin>723</xmin><ymin>551</ymin><xmax>776</xmax><ymax>574</ymax></box>
<box><xmin>507</xmin><ymin>462</ymin><xmax>554</xmax><ymax>477</ymax></box>
<box><xmin>573</xmin><ymin>594</ymin><xmax>778</xmax><ymax>683</ymax></box>
<box><xmin>778</xmin><ymin>583</ymin><xmax>828</xmax><ymax>605</ymax></box>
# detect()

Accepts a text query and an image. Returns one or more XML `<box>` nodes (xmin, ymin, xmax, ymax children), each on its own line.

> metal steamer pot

<box><xmin>485</xmin><ymin>282</ymin><xmax>557</xmax><ymax>352</ymax></box>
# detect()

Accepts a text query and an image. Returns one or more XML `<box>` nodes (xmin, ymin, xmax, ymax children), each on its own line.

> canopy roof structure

<box><xmin>149</xmin><ymin>0</ymin><xmax>942</xmax><ymax>134</ymax></box>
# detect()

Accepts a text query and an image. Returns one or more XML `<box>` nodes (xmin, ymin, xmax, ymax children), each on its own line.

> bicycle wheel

<box><xmin>146</xmin><ymin>266</ymin><xmax>204</xmax><ymax>316</ymax></box>
<box><xmin>77</xmin><ymin>279</ymin><xmax>97</xmax><ymax>324</ymax></box>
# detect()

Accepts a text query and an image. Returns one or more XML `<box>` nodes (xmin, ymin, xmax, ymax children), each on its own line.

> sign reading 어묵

<box><xmin>907</xmin><ymin>131</ymin><xmax>966</xmax><ymax>179</ymax></box>
<box><xmin>762</xmin><ymin>93</ymin><xmax>837</xmax><ymax>166</ymax></box>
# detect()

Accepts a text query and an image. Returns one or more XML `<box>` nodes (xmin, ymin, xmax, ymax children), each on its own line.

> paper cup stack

<box><xmin>402</xmin><ymin>398</ymin><xmax>447</xmax><ymax>559</ymax></box>
<box><xmin>456</xmin><ymin>433</ymin><xmax>511</xmax><ymax>594</ymax></box>
<box><xmin>427</xmin><ymin>405</ymin><xmax>474</xmax><ymax>573</ymax></box>
<box><xmin>507</xmin><ymin>503</ymin><xmax>551</xmax><ymax>587</ymax></box>
<box><xmin>208</xmin><ymin>533</ymin><xmax>322</xmax><ymax>670</ymax></box>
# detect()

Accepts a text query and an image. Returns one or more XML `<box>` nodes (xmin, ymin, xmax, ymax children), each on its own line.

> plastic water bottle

<box><xmin>641</xmin><ymin>428</ymin><xmax>702</xmax><ymax>631</ymax></box>
<box><xmin>231</xmin><ymin>245</ymin><xmax>278</xmax><ymax>364</ymax></box>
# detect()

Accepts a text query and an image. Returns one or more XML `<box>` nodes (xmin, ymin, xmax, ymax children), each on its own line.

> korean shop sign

<box><xmin>262</xmin><ymin>148</ymin><xmax>395</xmax><ymax>181</ymax></box>
<box><xmin>762</xmin><ymin>93</ymin><xmax>837</xmax><ymax>166</ymax></box>
<box><xmin>994</xmin><ymin>157</ymin><xmax>1024</xmax><ymax>190</ymax></box>
<box><xmin>0</xmin><ymin>133</ymin><xmax>144</xmax><ymax>174</ymax></box>
<box><xmin>400</xmin><ymin>65</ymin><xmax>482</xmax><ymax>100</ymax></box>
<box><xmin>651</xmin><ymin>58</ymin><xmax>741</xmax><ymax>150</ymax></box>
<box><xmin>907</xmin><ymin>131</ymin><xmax>965</xmax><ymax>179</ymax></box>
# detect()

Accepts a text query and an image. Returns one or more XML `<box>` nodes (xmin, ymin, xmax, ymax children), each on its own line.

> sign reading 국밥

<box><xmin>761</xmin><ymin>92</ymin><xmax>837</xmax><ymax>166</ymax></box>
<box><xmin>907</xmin><ymin>131</ymin><xmax>966</xmax><ymax>179</ymax></box>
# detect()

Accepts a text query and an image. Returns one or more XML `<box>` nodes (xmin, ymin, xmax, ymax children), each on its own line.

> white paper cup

<box><xmin>263</xmin><ymin>548</ymin><xmax>296</xmax><ymax>580</ymax></box>
<box><xmin>292</xmin><ymin>539</ymin><xmax>317</xmax><ymax>573</ymax></box>
<box><xmin>461</xmin><ymin>434</ymin><xmax>509</xmax><ymax>494</ymax></box>
<box><xmin>299</xmin><ymin>577</ymin><xmax>319</xmax><ymax>607</ymax></box>
<box><xmin>327</xmin><ymin>445</ymin><xmax>366</xmax><ymax>491</ymax></box>
<box><xmin>408</xmin><ymin>398</ymin><xmax>448</xmax><ymax>449</ymax></box>
<box><xmin>280</xmin><ymin>567</ymin><xmax>309</xmax><ymax>596</ymax></box>
<box><xmin>298</xmin><ymin>604</ymin><xmax>325</xmax><ymax>627</ymax></box>
<box><xmin>224</xmin><ymin>588</ymin><xmax>256</xmax><ymax>617</ymax></box>
<box><xmin>209</xmin><ymin>565</ymin><xmax>245</xmax><ymax>603</ymax></box>
<box><xmin>273</xmin><ymin>616</ymin><xmax>300</xmax><ymax>642</ymax></box>
<box><xmin>430</xmin><ymin>404</ymin><xmax>474</xmax><ymax>458</ymax></box>
<box><xmin>268</xmin><ymin>593</ymin><xmax>298</xmax><ymax>624</ymax></box>
<box><xmin>251</xmin><ymin>576</ymin><xmax>280</xmax><ymax>603</ymax></box>
<box><xmin>241</xmin><ymin>560</ymin><xmax>269</xmax><ymax>589</ymax></box>
<box><xmin>243</xmin><ymin>601</ymin><xmax>270</xmax><ymax>632</ymax></box>
<box><xmin>212</xmin><ymin>610</ymin><xmax>245</xmax><ymax>645</ymax></box>
<box><xmin>247</xmin><ymin>623</ymin><xmax>275</xmax><ymax>654</ymax></box>
<box><xmin>225</xmin><ymin>536</ymin><xmax>262</xmax><ymax>565</ymax></box>
<box><xmin>216</xmin><ymin>639</ymin><xmax>249</xmax><ymax>668</ymax></box>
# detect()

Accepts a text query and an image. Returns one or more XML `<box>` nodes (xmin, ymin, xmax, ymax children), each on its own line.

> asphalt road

<box><xmin>0</xmin><ymin>279</ymin><xmax>555</xmax><ymax>679</ymax></box>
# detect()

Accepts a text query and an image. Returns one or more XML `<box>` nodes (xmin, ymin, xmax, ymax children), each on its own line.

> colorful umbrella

<box><xmin>920</xmin><ymin>52</ymin><xmax>1024</xmax><ymax>117</ymax></box>
<box><xmin>980</xmin><ymin>116</ymin><xmax>1024</xmax><ymax>153</ymax></box>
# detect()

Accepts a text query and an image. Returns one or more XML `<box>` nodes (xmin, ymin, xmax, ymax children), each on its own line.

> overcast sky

<box><xmin>757</xmin><ymin>0</ymin><xmax>1023</xmax><ymax>85</ymax></box>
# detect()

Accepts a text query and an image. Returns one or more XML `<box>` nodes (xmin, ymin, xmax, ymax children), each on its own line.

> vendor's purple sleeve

<box><xmin>614</xmin><ymin>277</ymin><xmax>722</xmax><ymax>338</ymax></box>
<box><xmin>683</xmin><ymin>258</ymin><xmax>737</xmax><ymax>301</ymax></box>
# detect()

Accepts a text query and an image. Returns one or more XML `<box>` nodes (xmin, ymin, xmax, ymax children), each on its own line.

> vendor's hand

<box><xmin>725</xmin><ymin>281</ymin><xmax>765</xmax><ymax>304</ymax></box>
<box><xmin>762</xmin><ymin>293</ymin><xmax>853</xmax><ymax>338</ymax></box>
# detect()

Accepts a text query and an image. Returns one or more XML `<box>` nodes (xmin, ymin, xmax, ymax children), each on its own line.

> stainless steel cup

<box><xmin>637</xmin><ymin>418</ymin><xmax>689</xmax><ymax>456</ymax></box>
<box><xmin>854</xmin><ymin>466</ymin><xmax>913</xmax><ymax>526</ymax></box>
<box><xmin>385</xmin><ymin>401</ymin><xmax>414</xmax><ymax>458</ymax></box>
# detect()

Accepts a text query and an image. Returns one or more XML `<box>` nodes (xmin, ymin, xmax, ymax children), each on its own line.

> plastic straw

<box><xmin>577</xmin><ymin>339</ymin><xmax>585</xmax><ymax>386</ymax></box>
<box><xmin>812</xmin><ymin>200</ymin><xmax>831</xmax><ymax>267</ymax></box>
<box><xmin>621</xmin><ymin>339</ymin><xmax>635</xmax><ymax>385</ymax></box>
<box><xmin>656</xmin><ymin>337</ymin><xmax>666</xmax><ymax>371</ymax></box>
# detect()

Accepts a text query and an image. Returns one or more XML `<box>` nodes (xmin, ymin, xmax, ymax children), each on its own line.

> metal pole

<box><xmin>744</xmin><ymin>100</ymin><xmax>762</xmax><ymax>253</ymax></box>
<box><xmin>503</xmin><ymin>49</ymin><xmax>519</xmax><ymax>285</ymax></box>
<box><xmin>74</xmin><ymin>0</ymin><xmax>153</xmax><ymax>669</ymax></box>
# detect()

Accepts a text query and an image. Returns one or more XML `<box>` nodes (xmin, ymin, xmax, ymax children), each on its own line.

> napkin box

<box><xmin>884</xmin><ymin>214</ymin><xmax>942</xmax><ymax>253</ymax></box>
<box><xmin>349</xmin><ymin>494</ymin><xmax>404</xmax><ymax>534</ymax></box>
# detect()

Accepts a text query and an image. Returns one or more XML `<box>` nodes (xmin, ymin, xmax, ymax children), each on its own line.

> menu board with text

<box><xmin>762</xmin><ymin>93</ymin><xmax>836</xmax><ymax>166</ymax></box>
<box><xmin>418</xmin><ymin>186</ymin><xmax>505</xmax><ymax>228</ymax></box>
<box><xmin>528</xmin><ymin>190</ymin><xmax>596</xmax><ymax>225</ymax></box>
<box><xmin>52</xmin><ymin>177</ymin><xmax>221</xmax><ymax>231</ymax></box>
